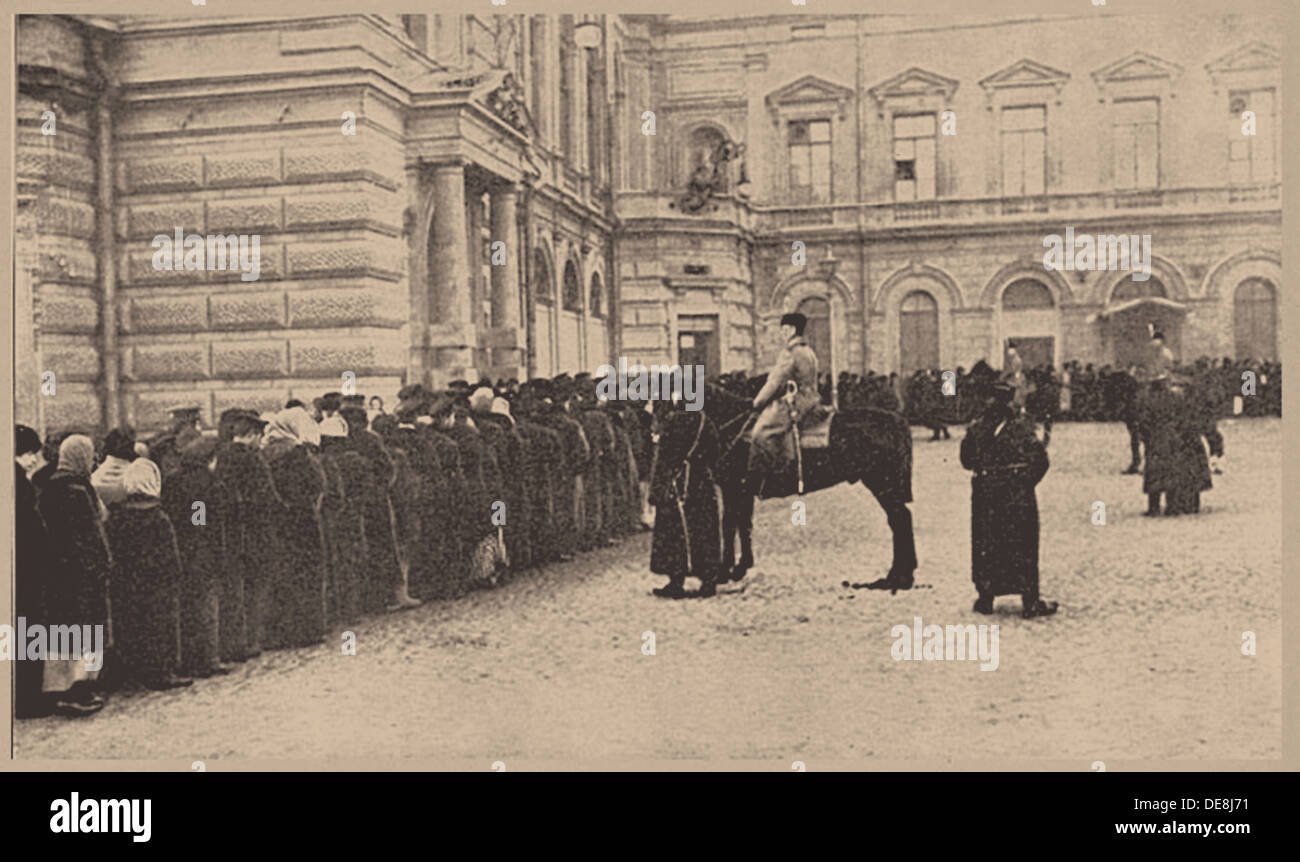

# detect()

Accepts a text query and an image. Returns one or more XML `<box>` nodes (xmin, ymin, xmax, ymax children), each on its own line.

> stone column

<box><xmin>489</xmin><ymin>185</ymin><xmax>520</xmax><ymax>330</ymax></box>
<box><xmin>430</xmin><ymin>162</ymin><xmax>471</xmax><ymax>327</ymax></box>
<box><xmin>429</xmin><ymin>162</ymin><xmax>475</xmax><ymax>381</ymax></box>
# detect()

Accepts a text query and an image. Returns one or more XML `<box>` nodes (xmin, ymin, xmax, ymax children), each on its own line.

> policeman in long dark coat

<box><xmin>649</xmin><ymin>398</ymin><xmax>722</xmax><ymax>599</ymax></box>
<box><xmin>960</xmin><ymin>380</ymin><xmax>1057</xmax><ymax>619</ymax></box>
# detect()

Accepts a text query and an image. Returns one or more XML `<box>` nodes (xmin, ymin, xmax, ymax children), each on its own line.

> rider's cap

<box><xmin>779</xmin><ymin>312</ymin><xmax>807</xmax><ymax>333</ymax></box>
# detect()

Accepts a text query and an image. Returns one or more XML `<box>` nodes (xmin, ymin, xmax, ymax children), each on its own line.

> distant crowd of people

<box><xmin>827</xmin><ymin>356</ymin><xmax>1281</xmax><ymax>439</ymax></box>
<box><xmin>14</xmin><ymin>374</ymin><xmax>656</xmax><ymax>719</ymax></box>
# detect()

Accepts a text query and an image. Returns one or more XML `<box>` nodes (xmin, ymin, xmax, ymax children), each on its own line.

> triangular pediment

<box><xmin>980</xmin><ymin>58</ymin><xmax>1070</xmax><ymax>91</ymax></box>
<box><xmin>766</xmin><ymin>74</ymin><xmax>855</xmax><ymax>108</ymax></box>
<box><xmin>1092</xmin><ymin>51</ymin><xmax>1183</xmax><ymax>85</ymax></box>
<box><xmin>1206</xmin><ymin>41</ymin><xmax>1279</xmax><ymax>75</ymax></box>
<box><xmin>868</xmin><ymin>67</ymin><xmax>959</xmax><ymax>103</ymax></box>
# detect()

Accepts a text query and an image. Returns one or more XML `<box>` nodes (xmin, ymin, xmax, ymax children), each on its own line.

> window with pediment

<box><xmin>893</xmin><ymin>114</ymin><xmax>936</xmax><ymax>201</ymax></box>
<box><xmin>1228</xmin><ymin>89</ymin><xmax>1276</xmax><ymax>184</ymax></box>
<box><xmin>766</xmin><ymin>75</ymin><xmax>854</xmax><ymax>204</ymax></box>
<box><xmin>789</xmin><ymin>119</ymin><xmax>832</xmax><ymax>204</ymax></box>
<box><xmin>1092</xmin><ymin>52</ymin><xmax>1181</xmax><ymax>191</ymax></box>
<box><xmin>1112</xmin><ymin>98</ymin><xmax>1160</xmax><ymax>190</ymax></box>
<box><xmin>1000</xmin><ymin>106</ymin><xmax>1046</xmax><ymax>196</ymax></box>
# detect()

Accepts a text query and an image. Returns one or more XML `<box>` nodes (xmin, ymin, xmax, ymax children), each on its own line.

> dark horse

<box><xmin>704</xmin><ymin>382</ymin><xmax>918</xmax><ymax>588</ymax></box>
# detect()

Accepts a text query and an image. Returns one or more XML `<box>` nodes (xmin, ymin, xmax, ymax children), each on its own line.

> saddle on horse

<box><xmin>746</xmin><ymin>382</ymin><xmax>835</xmax><ymax>498</ymax></box>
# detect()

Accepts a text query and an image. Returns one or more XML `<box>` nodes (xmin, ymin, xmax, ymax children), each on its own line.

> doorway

<box><xmin>677</xmin><ymin>315</ymin><xmax>720</xmax><ymax>380</ymax></box>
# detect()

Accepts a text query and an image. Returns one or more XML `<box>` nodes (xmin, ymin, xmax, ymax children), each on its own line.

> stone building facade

<box><xmin>616</xmin><ymin>12</ymin><xmax>1281</xmax><ymax>387</ymax></box>
<box><xmin>16</xmin><ymin>13</ymin><xmax>1282</xmax><ymax>434</ymax></box>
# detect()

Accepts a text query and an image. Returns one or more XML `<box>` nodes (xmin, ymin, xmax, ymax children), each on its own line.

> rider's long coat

<box><xmin>649</xmin><ymin>408</ymin><xmax>721</xmax><ymax>581</ymax></box>
<box><xmin>749</xmin><ymin>334</ymin><xmax>820</xmax><ymax>473</ymax></box>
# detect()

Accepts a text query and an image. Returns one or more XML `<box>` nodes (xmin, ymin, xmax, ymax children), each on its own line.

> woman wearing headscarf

<box><xmin>91</xmin><ymin>426</ymin><xmax>139</xmax><ymax>509</ymax></box>
<box><xmin>35</xmin><ymin>434</ymin><xmax>113</xmax><ymax>715</ymax></box>
<box><xmin>104</xmin><ymin>458</ymin><xmax>192</xmax><ymax>690</ymax></box>
<box><xmin>261</xmin><ymin>407</ymin><xmax>329</xmax><ymax>648</ymax></box>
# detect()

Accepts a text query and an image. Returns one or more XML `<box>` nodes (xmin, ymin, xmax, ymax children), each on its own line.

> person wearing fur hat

<box><xmin>960</xmin><ymin>379</ymin><xmax>1057</xmax><ymax>618</ymax></box>
<box><xmin>748</xmin><ymin>311</ymin><xmax>820</xmax><ymax>486</ymax></box>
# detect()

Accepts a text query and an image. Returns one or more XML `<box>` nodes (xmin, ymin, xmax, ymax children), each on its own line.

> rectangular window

<box><xmin>1229</xmin><ymin>88</ymin><xmax>1275</xmax><ymax>183</ymax></box>
<box><xmin>1001</xmin><ymin>105</ymin><xmax>1046</xmax><ymax>196</ymax></box>
<box><xmin>893</xmin><ymin>113</ymin><xmax>936</xmax><ymax>201</ymax></box>
<box><xmin>788</xmin><ymin>119</ymin><xmax>832</xmax><ymax>204</ymax></box>
<box><xmin>1112</xmin><ymin>98</ymin><xmax>1159</xmax><ymax>190</ymax></box>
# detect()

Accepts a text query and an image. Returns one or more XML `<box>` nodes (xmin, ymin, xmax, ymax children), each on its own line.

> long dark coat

<box><xmin>105</xmin><ymin>498</ymin><xmax>183</xmax><ymax>684</ymax></box>
<box><xmin>475</xmin><ymin>413</ymin><xmax>528</xmax><ymax>568</ymax></box>
<box><xmin>576</xmin><ymin>408</ymin><xmax>617</xmax><ymax>549</ymax></box>
<box><xmin>321</xmin><ymin>439</ymin><xmax>369</xmax><ymax>625</ymax></box>
<box><xmin>649</xmin><ymin>409</ymin><xmax>722</xmax><ymax>582</ymax></box>
<box><xmin>162</xmin><ymin>442</ymin><xmax>224</xmax><ymax>676</ymax></box>
<box><xmin>213</xmin><ymin>441</ymin><xmax>284</xmax><ymax>658</ymax></box>
<box><xmin>262</xmin><ymin>442</ymin><xmax>328</xmax><ymax>648</ymax></box>
<box><xmin>424</xmin><ymin>427</ymin><xmax>470</xmax><ymax>598</ymax></box>
<box><xmin>36</xmin><ymin>471</ymin><xmax>112</xmax><ymax>636</ymax></box>
<box><xmin>535</xmin><ymin>409</ymin><xmax>591</xmax><ymax>558</ymax></box>
<box><xmin>1139</xmin><ymin>383</ymin><xmax>1223</xmax><ymax>497</ymax></box>
<box><xmin>960</xmin><ymin>411</ymin><xmax>1050</xmax><ymax>598</ymax></box>
<box><xmin>346</xmin><ymin>427</ymin><xmax>402</xmax><ymax>612</ymax></box>
<box><xmin>515</xmin><ymin>420</ymin><xmax>561</xmax><ymax>564</ymax></box>
<box><xmin>15</xmin><ymin>464</ymin><xmax>51</xmax><ymax>716</ymax></box>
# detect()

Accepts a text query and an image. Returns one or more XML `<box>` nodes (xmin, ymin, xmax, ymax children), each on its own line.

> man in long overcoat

<box><xmin>960</xmin><ymin>381</ymin><xmax>1058</xmax><ymax>619</ymax></box>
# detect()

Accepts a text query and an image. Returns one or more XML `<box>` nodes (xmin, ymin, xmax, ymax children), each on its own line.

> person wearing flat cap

<box><xmin>748</xmin><ymin>311</ymin><xmax>820</xmax><ymax>480</ymax></box>
<box><xmin>960</xmin><ymin>375</ymin><xmax>1058</xmax><ymax>619</ymax></box>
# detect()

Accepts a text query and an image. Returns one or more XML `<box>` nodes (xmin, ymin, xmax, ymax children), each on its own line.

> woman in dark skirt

<box><xmin>261</xmin><ymin>407</ymin><xmax>329</xmax><ymax>648</ymax></box>
<box><xmin>648</xmin><ymin>398</ymin><xmax>722</xmax><ymax>599</ymax></box>
<box><xmin>36</xmin><ymin>434</ymin><xmax>113</xmax><ymax>714</ymax></box>
<box><xmin>105</xmin><ymin>458</ymin><xmax>192</xmax><ymax>689</ymax></box>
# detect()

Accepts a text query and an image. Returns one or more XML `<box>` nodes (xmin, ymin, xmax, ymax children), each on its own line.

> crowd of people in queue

<box><xmin>14</xmin><ymin>374</ymin><xmax>656</xmax><ymax>719</ymax></box>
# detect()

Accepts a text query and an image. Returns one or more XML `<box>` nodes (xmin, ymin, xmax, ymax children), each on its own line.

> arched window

<box><xmin>562</xmin><ymin>260</ymin><xmax>582</xmax><ymax>312</ymax></box>
<box><xmin>1234</xmin><ymin>277</ymin><xmax>1276</xmax><ymax>361</ymax></box>
<box><xmin>1112</xmin><ymin>277</ymin><xmax>1166</xmax><ymax>302</ymax></box>
<box><xmin>1002</xmin><ymin>278</ymin><xmax>1054</xmax><ymax>309</ymax></box>
<box><xmin>683</xmin><ymin>126</ymin><xmax>727</xmax><ymax>189</ymax></box>
<box><xmin>533</xmin><ymin>249</ymin><xmax>553</xmax><ymax>304</ymax></box>
<box><xmin>589</xmin><ymin>272</ymin><xmax>603</xmax><ymax>318</ymax></box>
<box><xmin>796</xmin><ymin>296</ymin><xmax>831</xmax><ymax>373</ymax></box>
<box><xmin>899</xmin><ymin>290</ymin><xmax>939</xmax><ymax>375</ymax></box>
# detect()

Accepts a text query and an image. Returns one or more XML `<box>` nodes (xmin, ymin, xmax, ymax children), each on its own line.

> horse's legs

<box><xmin>736</xmin><ymin>491</ymin><xmax>755</xmax><ymax>573</ymax></box>
<box><xmin>722</xmin><ymin>486</ymin><xmax>738</xmax><ymax>573</ymax></box>
<box><xmin>874</xmin><ymin>489</ymin><xmax>917</xmax><ymax>580</ymax></box>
